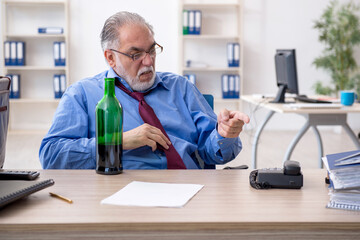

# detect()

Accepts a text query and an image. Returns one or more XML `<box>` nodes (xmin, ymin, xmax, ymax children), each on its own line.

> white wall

<box><xmin>68</xmin><ymin>0</ymin><xmax>180</xmax><ymax>83</ymax></box>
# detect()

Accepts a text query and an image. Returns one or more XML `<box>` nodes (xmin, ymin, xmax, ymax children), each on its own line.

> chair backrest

<box><xmin>203</xmin><ymin>94</ymin><xmax>214</xmax><ymax>109</ymax></box>
<box><xmin>201</xmin><ymin>94</ymin><xmax>215</xmax><ymax>169</ymax></box>
<box><xmin>0</xmin><ymin>76</ymin><xmax>11</xmax><ymax>168</ymax></box>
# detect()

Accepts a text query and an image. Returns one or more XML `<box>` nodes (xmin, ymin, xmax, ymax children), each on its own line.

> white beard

<box><xmin>117</xmin><ymin>65</ymin><xmax>156</xmax><ymax>92</ymax></box>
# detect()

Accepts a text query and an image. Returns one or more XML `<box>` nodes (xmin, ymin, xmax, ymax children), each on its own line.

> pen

<box><xmin>49</xmin><ymin>192</ymin><xmax>73</xmax><ymax>204</ymax></box>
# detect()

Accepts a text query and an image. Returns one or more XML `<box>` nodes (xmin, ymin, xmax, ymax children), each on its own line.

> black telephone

<box><xmin>249</xmin><ymin>160</ymin><xmax>303</xmax><ymax>189</ymax></box>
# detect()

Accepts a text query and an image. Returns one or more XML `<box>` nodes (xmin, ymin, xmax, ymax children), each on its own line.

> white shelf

<box><xmin>215</xmin><ymin>98</ymin><xmax>240</xmax><ymax>103</ymax></box>
<box><xmin>9</xmin><ymin>98</ymin><xmax>60</xmax><ymax>103</ymax></box>
<box><xmin>5</xmin><ymin>66</ymin><xmax>67</xmax><ymax>71</ymax></box>
<box><xmin>183</xmin><ymin>3</ymin><xmax>239</xmax><ymax>8</ymax></box>
<box><xmin>183</xmin><ymin>67</ymin><xmax>241</xmax><ymax>72</ymax></box>
<box><xmin>4</xmin><ymin>0</ymin><xmax>66</xmax><ymax>5</ymax></box>
<box><xmin>6</xmin><ymin>34</ymin><xmax>66</xmax><ymax>39</ymax></box>
<box><xmin>183</xmin><ymin>35</ymin><xmax>239</xmax><ymax>40</ymax></box>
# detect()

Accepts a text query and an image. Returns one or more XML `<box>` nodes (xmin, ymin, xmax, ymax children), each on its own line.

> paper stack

<box><xmin>322</xmin><ymin>150</ymin><xmax>360</xmax><ymax>211</ymax></box>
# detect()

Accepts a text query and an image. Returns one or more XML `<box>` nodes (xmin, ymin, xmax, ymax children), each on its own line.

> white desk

<box><xmin>241</xmin><ymin>95</ymin><xmax>360</xmax><ymax>168</ymax></box>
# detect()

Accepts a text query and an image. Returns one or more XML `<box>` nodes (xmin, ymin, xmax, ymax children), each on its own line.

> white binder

<box><xmin>16</xmin><ymin>42</ymin><xmax>24</xmax><ymax>66</ymax></box>
<box><xmin>183</xmin><ymin>10</ymin><xmax>188</xmax><ymax>35</ymax></box>
<box><xmin>12</xmin><ymin>74</ymin><xmax>20</xmax><ymax>98</ymax></box>
<box><xmin>10</xmin><ymin>42</ymin><xmax>17</xmax><ymax>66</ymax></box>
<box><xmin>188</xmin><ymin>10</ymin><xmax>195</xmax><ymax>34</ymax></box>
<box><xmin>60</xmin><ymin>74</ymin><xmax>66</xmax><ymax>96</ymax></box>
<box><xmin>195</xmin><ymin>10</ymin><xmax>201</xmax><ymax>34</ymax></box>
<box><xmin>4</xmin><ymin>41</ymin><xmax>10</xmax><ymax>66</ymax></box>
<box><xmin>60</xmin><ymin>42</ymin><xmax>66</xmax><ymax>66</ymax></box>
<box><xmin>233</xmin><ymin>43</ymin><xmax>240</xmax><ymax>67</ymax></box>
<box><xmin>54</xmin><ymin>42</ymin><xmax>60</xmax><ymax>66</ymax></box>
<box><xmin>53</xmin><ymin>75</ymin><xmax>61</xmax><ymax>98</ymax></box>
<box><xmin>227</xmin><ymin>43</ymin><xmax>234</xmax><ymax>67</ymax></box>
<box><xmin>222</xmin><ymin>74</ymin><xmax>229</xmax><ymax>98</ymax></box>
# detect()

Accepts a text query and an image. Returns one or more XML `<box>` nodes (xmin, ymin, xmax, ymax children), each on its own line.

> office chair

<box><xmin>0</xmin><ymin>76</ymin><xmax>11</xmax><ymax>169</ymax></box>
<box><xmin>200</xmin><ymin>94</ymin><xmax>248</xmax><ymax>170</ymax></box>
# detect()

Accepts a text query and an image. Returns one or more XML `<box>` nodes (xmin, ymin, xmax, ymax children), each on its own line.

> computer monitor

<box><xmin>271</xmin><ymin>49</ymin><xmax>299</xmax><ymax>103</ymax></box>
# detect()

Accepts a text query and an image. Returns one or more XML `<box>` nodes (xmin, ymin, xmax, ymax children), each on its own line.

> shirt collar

<box><xmin>106</xmin><ymin>67</ymin><xmax>169</xmax><ymax>93</ymax></box>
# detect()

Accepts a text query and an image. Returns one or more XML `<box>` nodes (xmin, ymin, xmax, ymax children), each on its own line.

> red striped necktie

<box><xmin>115</xmin><ymin>79</ymin><xmax>186</xmax><ymax>169</ymax></box>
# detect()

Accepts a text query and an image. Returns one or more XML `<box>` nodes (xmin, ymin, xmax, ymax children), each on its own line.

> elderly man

<box><xmin>39</xmin><ymin>11</ymin><xmax>250</xmax><ymax>169</ymax></box>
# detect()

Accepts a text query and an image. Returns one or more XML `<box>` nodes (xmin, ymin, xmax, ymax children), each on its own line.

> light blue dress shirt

<box><xmin>39</xmin><ymin>68</ymin><xmax>243</xmax><ymax>169</ymax></box>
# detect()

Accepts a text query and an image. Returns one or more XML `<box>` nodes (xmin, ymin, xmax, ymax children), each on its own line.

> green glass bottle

<box><xmin>95</xmin><ymin>78</ymin><xmax>123</xmax><ymax>175</ymax></box>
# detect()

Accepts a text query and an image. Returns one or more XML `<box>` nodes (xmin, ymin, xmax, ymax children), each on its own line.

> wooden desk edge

<box><xmin>1</xmin><ymin>222</ymin><xmax>360</xmax><ymax>232</ymax></box>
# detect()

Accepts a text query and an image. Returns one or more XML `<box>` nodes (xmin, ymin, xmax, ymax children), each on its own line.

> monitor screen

<box><xmin>271</xmin><ymin>49</ymin><xmax>299</xmax><ymax>103</ymax></box>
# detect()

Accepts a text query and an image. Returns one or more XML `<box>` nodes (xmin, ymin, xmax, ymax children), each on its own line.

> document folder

<box><xmin>38</xmin><ymin>27</ymin><xmax>63</xmax><ymax>34</ymax></box>
<box><xmin>188</xmin><ymin>10</ymin><xmax>195</xmax><ymax>34</ymax></box>
<box><xmin>60</xmin><ymin>74</ymin><xmax>66</xmax><ymax>97</ymax></box>
<box><xmin>16</xmin><ymin>41</ymin><xmax>25</xmax><ymax>66</ymax></box>
<box><xmin>4</xmin><ymin>41</ymin><xmax>10</xmax><ymax>66</ymax></box>
<box><xmin>183</xmin><ymin>10</ymin><xmax>189</xmax><ymax>35</ymax></box>
<box><xmin>222</xmin><ymin>74</ymin><xmax>229</xmax><ymax>98</ymax></box>
<box><xmin>195</xmin><ymin>10</ymin><xmax>202</xmax><ymax>35</ymax></box>
<box><xmin>0</xmin><ymin>179</ymin><xmax>54</xmax><ymax>209</ymax></box>
<box><xmin>53</xmin><ymin>75</ymin><xmax>61</xmax><ymax>99</ymax></box>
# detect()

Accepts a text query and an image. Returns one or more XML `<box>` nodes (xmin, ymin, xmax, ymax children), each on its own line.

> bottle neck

<box><xmin>104</xmin><ymin>78</ymin><xmax>115</xmax><ymax>97</ymax></box>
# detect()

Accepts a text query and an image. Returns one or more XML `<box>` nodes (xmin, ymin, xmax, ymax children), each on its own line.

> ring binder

<box><xmin>0</xmin><ymin>179</ymin><xmax>55</xmax><ymax>208</ymax></box>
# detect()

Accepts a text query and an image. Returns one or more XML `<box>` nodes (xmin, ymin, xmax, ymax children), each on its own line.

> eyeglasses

<box><xmin>110</xmin><ymin>43</ymin><xmax>163</xmax><ymax>62</ymax></box>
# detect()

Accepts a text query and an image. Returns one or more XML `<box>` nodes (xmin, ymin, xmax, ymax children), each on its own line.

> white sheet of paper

<box><xmin>101</xmin><ymin>181</ymin><xmax>204</xmax><ymax>208</ymax></box>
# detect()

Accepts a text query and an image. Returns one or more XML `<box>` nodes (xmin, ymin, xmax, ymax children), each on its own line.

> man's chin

<box><xmin>131</xmin><ymin>74</ymin><xmax>155</xmax><ymax>92</ymax></box>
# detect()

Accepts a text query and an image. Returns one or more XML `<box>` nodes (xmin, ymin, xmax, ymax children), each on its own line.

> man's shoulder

<box><xmin>156</xmin><ymin>72</ymin><xmax>188</xmax><ymax>86</ymax></box>
<box><xmin>70</xmin><ymin>71</ymin><xmax>107</xmax><ymax>90</ymax></box>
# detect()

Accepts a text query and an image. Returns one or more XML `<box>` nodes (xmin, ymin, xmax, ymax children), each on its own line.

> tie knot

<box><xmin>131</xmin><ymin>92</ymin><xmax>145</xmax><ymax>102</ymax></box>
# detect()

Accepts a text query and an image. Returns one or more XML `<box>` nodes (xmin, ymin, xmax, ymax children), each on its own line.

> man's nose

<box><xmin>141</xmin><ymin>53</ymin><xmax>154</xmax><ymax>66</ymax></box>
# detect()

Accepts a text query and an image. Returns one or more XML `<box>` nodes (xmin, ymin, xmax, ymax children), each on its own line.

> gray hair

<box><xmin>100</xmin><ymin>11</ymin><xmax>154</xmax><ymax>51</ymax></box>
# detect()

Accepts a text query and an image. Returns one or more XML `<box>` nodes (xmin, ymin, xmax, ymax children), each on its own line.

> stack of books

<box><xmin>322</xmin><ymin>150</ymin><xmax>360</xmax><ymax>211</ymax></box>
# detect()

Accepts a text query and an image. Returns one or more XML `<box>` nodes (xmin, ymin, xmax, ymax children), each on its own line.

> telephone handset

<box><xmin>249</xmin><ymin>160</ymin><xmax>303</xmax><ymax>189</ymax></box>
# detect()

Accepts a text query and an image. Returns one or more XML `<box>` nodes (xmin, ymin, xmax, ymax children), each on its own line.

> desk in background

<box><xmin>0</xmin><ymin>169</ymin><xmax>359</xmax><ymax>240</ymax></box>
<box><xmin>241</xmin><ymin>95</ymin><xmax>360</xmax><ymax>168</ymax></box>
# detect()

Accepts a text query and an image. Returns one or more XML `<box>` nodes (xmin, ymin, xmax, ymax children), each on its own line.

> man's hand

<box><xmin>123</xmin><ymin>124</ymin><xmax>171</xmax><ymax>151</ymax></box>
<box><xmin>217</xmin><ymin>109</ymin><xmax>250</xmax><ymax>138</ymax></box>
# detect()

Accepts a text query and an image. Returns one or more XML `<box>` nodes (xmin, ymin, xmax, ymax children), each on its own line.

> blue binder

<box><xmin>60</xmin><ymin>74</ymin><xmax>66</xmax><ymax>97</ymax></box>
<box><xmin>16</xmin><ymin>42</ymin><xmax>25</xmax><ymax>66</ymax></box>
<box><xmin>194</xmin><ymin>10</ymin><xmax>202</xmax><ymax>35</ymax></box>
<box><xmin>10</xmin><ymin>41</ymin><xmax>17</xmax><ymax>66</ymax></box>
<box><xmin>234</xmin><ymin>74</ymin><xmax>240</xmax><ymax>98</ymax></box>
<box><xmin>222</xmin><ymin>74</ymin><xmax>229</xmax><ymax>98</ymax></box>
<box><xmin>53</xmin><ymin>42</ymin><xmax>61</xmax><ymax>66</ymax></box>
<box><xmin>4</xmin><ymin>41</ymin><xmax>10</xmax><ymax>66</ymax></box>
<box><xmin>38</xmin><ymin>27</ymin><xmax>63</xmax><ymax>34</ymax></box>
<box><xmin>53</xmin><ymin>75</ymin><xmax>61</xmax><ymax>98</ymax></box>
<box><xmin>229</xmin><ymin>75</ymin><xmax>235</xmax><ymax>98</ymax></box>
<box><xmin>7</xmin><ymin>74</ymin><xmax>20</xmax><ymax>99</ymax></box>
<box><xmin>233</xmin><ymin>43</ymin><xmax>240</xmax><ymax>67</ymax></box>
<box><xmin>188</xmin><ymin>10</ymin><xmax>195</xmax><ymax>34</ymax></box>
<box><xmin>183</xmin><ymin>10</ymin><xmax>189</xmax><ymax>35</ymax></box>
<box><xmin>60</xmin><ymin>42</ymin><xmax>66</xmax><ymax>66</ymax></box>
<box><xmin>227</xmin><ymin>43</ymin><xmax>240</xmax><ymax>67</ymax></box>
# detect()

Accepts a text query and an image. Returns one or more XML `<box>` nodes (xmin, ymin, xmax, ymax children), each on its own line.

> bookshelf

<box><xmin>180</xmin><ymin>0</ymin><xmax>243</xmax><ymax>113</ymax></box>
<box><xmin>1</xmin><ymin>0</ymin><xmax>69</xmax><ymax>131</ymax></box>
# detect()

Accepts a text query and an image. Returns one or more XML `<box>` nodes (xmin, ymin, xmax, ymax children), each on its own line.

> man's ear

<box><xmin>104</xmin><ymin>50</ymin><xmax>116</xmax><ymax>68</ymax></box>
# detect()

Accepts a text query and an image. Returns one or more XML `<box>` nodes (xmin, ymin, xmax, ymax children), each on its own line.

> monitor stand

<box><xmin>270</xmin><ymin>85</ymin><xmax>287</xmax><ymax>103</ymax></box>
